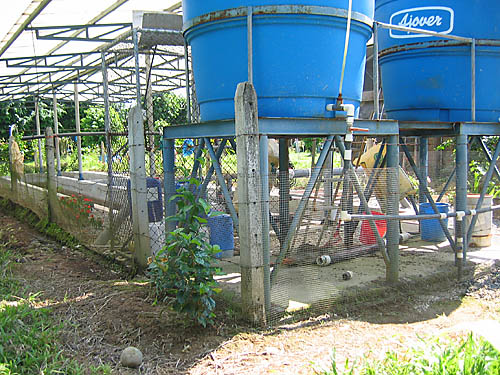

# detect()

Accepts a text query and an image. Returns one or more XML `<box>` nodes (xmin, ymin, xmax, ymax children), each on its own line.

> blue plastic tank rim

<box><xmin>183</xmin><ymin>4</ymin><xmax>373</xmax><ymax>32</ymax></box>
<box><xmin>379</xmin><ymin>39</ymin><xmax>500</xmax><ymax>57</ymax></box>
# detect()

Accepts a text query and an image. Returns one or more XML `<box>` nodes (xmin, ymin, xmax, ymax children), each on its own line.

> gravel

<box><xmin>463</xmin><ymin>265</ymin><xmax>500</xmax><ymax>301</ymax></box>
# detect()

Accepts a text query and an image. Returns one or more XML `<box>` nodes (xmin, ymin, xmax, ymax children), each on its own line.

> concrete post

<box><xmin>45</xmin><ymin>127</ymin><xmax>57</xmax><ymax>221</ymax></box>
<box><xmin>128</xmin><ymin>105</ymin><xmax>151</xmax><ymax>271</ymax></box>
<box><xmin>235</xmin><ymin>82</ymin><xmax>266</xmax><ymax>325</ymax></box>
<box><xmin>386</xmin><ymin>135</ymin><xmax>400</xmax><ymax>283</ymax></box>
<box><xmin>74</xmin><ymin>82</ymin><xmax>83</xmax><ymax>180</ymax></box>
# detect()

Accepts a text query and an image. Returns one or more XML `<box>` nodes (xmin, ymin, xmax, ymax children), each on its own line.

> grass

<box><xmin>318</xmin><ymin>334</ymin><xmax>500</xmax><ymax>375</ymax></box>
<box><xmin>0</xmin><ymin>244</ymin><xmax>112</xmax><ymax>374</ymax></box>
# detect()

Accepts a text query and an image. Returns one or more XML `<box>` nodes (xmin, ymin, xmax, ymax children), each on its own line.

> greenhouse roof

<box><xmin>0</xmin><ymin>0</ymin><xmax>183</xmax><ymax>102</ymax></box>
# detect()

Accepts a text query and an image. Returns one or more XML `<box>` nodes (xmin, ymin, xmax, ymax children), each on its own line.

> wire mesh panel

<box><xmin>266</xmin><ymin>161</ymin><xmax>402</xmax><ymax>324</ymax></box>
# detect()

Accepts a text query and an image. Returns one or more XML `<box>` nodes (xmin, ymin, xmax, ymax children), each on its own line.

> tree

<box><xmin>152</xmin><ymin>92</ymin><xmax>187</xmax><ymax>129</ymax></box>
<box><xmin>79</xmin><ymin>105</ymin><xmax>125</xmax><ymax>148</ymax></box>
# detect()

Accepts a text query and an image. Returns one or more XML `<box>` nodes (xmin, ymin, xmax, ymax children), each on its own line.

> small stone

<box><xmin>120</xmin><ymin>346</ymin><xmax>143</xmax><ymax>368</ymax></box>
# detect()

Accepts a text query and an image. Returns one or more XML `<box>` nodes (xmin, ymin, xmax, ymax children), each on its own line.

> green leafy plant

<box><xmin>148</xmin><ymin>178</ymin><xmax>222</xmax><ymax>327</ymax></box>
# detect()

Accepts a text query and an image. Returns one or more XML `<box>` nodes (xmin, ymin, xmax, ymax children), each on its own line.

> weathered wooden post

<box><xmin>128</xmin><ymin>105</ymin><xmax>151</xmax><ymax>271</ymax></box>
<box><xmin>235</xmin><ymin>82</ymin><xmax>266</xmax><ymax>325</ymax></box>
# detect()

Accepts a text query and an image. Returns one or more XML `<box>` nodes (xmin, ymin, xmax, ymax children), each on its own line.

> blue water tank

<box><xmin>183</xmin><ymin>1</ymin><xmax>374</xmax><ymax>121</ymax></box>
<box><xmin>376</xmin><ymin>0</ymin><xmax>500</xmax><ymax>122</ymax></box>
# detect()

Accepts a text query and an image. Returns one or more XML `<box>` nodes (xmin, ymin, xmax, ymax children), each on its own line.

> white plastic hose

<box><xmin>338</xmin><ymin>0</ymin><xmax>353</xmax><ymax>95</ymax></box>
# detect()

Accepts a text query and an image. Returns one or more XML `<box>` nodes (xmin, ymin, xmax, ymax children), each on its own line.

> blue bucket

<box><xmin>419</xmin><ymin>202</ymin><xmax>449</xmax><ymax>242</ymax></box>
<box><xmin>127</xmin><ymin>177</ymin><xmax>163</xmax><ymax>223</ymax></box>
<box><xmin>183</xmin><ymin>0</ymin><xmax>374</xmax><ymax>121</ymax></box>
<box><xmin>376</xmin><ymin>0</ymin><xmax>500</xmax><ymax>122</ymax></box>
<box><xmin>207</xmin><ymin>214</ymin><xmax>235</xmax><ymax>258</ymax></box>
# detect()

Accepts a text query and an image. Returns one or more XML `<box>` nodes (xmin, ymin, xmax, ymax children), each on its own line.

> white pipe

<box><xmin>316</xmin><ymin>255</ymin><xmax>332</xmax><ymax>266</ymax></box>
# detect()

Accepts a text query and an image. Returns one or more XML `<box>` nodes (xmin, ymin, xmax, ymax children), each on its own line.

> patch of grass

<box><xmin>0</xmin><ymin>246</ymin><xmax>111</xmax><ymax>374</ymax></box>
<box><xmin>289</xmin><ymin>150</ymin><xmax>342</xmax><ymax>170</ymax></box>
<box><xmin>318</xmin><ymin>334</ymin><xmax>500</xmax><ymax>375</ymax></box>
<box><xmin>0</xmin><ymin>248</ymin><xmax>20</xmax><ymax>299</ymax></box>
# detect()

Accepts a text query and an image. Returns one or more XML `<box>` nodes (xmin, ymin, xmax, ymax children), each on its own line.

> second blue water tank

<box><xmin>183</xmin><ymin>1</ymin><xmax>374</xmax><ymax>121</ymax></box>
<box><xmin>376</xmin><ymin>0</ymin><xmax>500</xmax><ymax>122</ymax></box>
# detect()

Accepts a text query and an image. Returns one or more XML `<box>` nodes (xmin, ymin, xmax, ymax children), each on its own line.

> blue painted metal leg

<box><xmin>437</xmin><ymin>167</ymin><xmax>456</xmax><ymax>203</ymax></box>
<box><xmin>400</xmin><ymin>141</ymin><xmax>457</xmax><ymax>252</ymax></box>
<box><xmin>419</xmin><ymin>136</ymin><xmax>428</xmax><ymax>204</ymax></box>
<box><xmin>271</xmin><ymin>136</ymin><xmax>334</xmax><ymax>284</ymax></box>
<box><xmin>204</xmin><ymin>138</ymin><xmax>239</xmax><ymax>230</ymax></box>
<box><xmin>279</xmin><ymin>139</ymin><xmax>290</xmax><ymax>245</ymax></box>
<box><xmin>189</xmin><ymin>138</ymin><xmax>205</xmax><ymax>182</ymax></box>
<box><xmin>198</xmin><ymin>138</ymin><xmax>228</xmax><ymax>199</ymax></box>
<box><xmin>163</xmin><ymin>138</ymin><xmax>176</xmax><ymax>233</ymax></box>
<box><xmin>456</xmin><ymin>133</ymin><xmax>468</xmax><ymax>273</ymax></box>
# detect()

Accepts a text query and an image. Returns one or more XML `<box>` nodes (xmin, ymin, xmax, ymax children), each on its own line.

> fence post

<box><xmin>235</xmin><ymin>81</ymin><xmax>266</xmax><ymax>325</ymax></box>
<box><xmin>386</xmin><ymin>134</ymin><xmax>400</xmax><ymax>283</ymax></box>
<box><xmin>128</xmin><ymin>105</ymin><xmax>151</xmax><ymax>271</ymax></box>
<box><xmin>52</xmin><ymin>92</ymin><xmax>61</xmax><ymax>176</ymax></box>
<box><xmin>74</xmin><ymin>82</ymin><xmax>83</xmax><ymax>180</ymax></box>
<box><xmin>46</xmin><ymin>127</ymin><xmax>57</xmax><ymax>221</ymax></box>
<box><xmin>35</xmin><ymin>99</ymin><xmax>43</xmax><ymax>173</ymax></box>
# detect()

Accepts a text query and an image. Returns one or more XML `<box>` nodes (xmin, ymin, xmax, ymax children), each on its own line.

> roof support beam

<box><xmin>0</xmin><ymin>0</ymin><xmax>53</xmax><ymax>58</ymax></box>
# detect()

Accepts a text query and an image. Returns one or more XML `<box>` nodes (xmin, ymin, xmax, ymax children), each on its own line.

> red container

<box><xmin>360</xmin><ymin>211</ymin><xmax>387</xmax><ymax>245</ymax></box>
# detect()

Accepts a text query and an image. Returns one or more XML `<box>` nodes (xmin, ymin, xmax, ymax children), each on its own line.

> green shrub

<box><xmin>148</xmin><ymin>178</ymin><xmax>222</xmax><ymax>327</ymax></box>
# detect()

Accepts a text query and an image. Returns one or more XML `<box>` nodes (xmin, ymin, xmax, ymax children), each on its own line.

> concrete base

<box><xmin>214</xmin><ymin>234</ymin><xmax>500</xmax><ymax>316</ymax></box>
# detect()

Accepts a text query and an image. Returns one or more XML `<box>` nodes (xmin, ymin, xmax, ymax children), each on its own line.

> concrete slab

<box><xmin>215</xmin><ymin>237</ymin><xmax>464</xmax><ymax>314</ymax></box>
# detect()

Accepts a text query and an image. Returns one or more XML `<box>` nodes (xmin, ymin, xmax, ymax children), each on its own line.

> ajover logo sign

<box><xmin>389</xmin><ymin>6</ymin><xmax>454</xmax><ymax>38</ymax></box>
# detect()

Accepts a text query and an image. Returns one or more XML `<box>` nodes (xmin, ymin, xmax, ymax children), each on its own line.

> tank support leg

<box><xmin>419</xmin><ymin>137</ymin><xmax>428</xmax><ymax>204</ymax></box>
<box><xmin>386</xmin><ymin>135</ymin><xmax>400</xmax><ymax>284</ymax></box>
<box><xmin>205</xmin><ymin>138</ymin><xmax>239</xmax><ymax>230</ymax></box>
<box><xmin>198</xmin><ymin>138</ymin><xmax>228</xmax><ymax>199</ymax></box>
<box><xmin>456</xmin><ymin>132</ymin><xmax>468</xmax><ymax>276</ymax></box>
<box><xmin>279</xmin><ymin>139</ymin><xmax>290</xmax><ymax>246</ymax></box>
<box><xmin>163</xmin><ymin>138</ymin><xmax>176</xmax><ymax>234</ymax></box>
<box><xmin>400</xmin><ymin>141</ymin><xmax>457</xmax><ymax>253</ymax></box>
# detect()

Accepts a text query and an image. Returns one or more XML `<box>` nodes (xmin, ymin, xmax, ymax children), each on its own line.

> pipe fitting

<box><xmin>456</xmin><ymin>211</ymin><xmax>465</xmax><ymax>221</ymax></box>
<box><xmin>316</xmin><ymin>255</ymin><xmax>332</xmax><ymax>266</ymax></box>
<box><xmin>399</xmin><ymin>232</ymin><xmax>411</xmax><ymax>243</ymax></box>
<box><xmin>342</xmin><ymin>271</ymin><xmax>353</xmax><ymax>280</ymax></box>
<box><xmin>340</xmin><ymin>103</ymin><xmax>355</xmax><ymax>117</ymax></box>
<box><xmin>344</xmin><ymin>149</ymin><xmax>352</xmax><ymax>161</ymax></box>
<box><xmin>340</xmin><ymin>210</ymin><xmax>352</xmax><ymax>221</ymax></box>
<box><xmin>470</xmin><ymin>209</ymin><xmax>477</xmax><ymax>216</ymax></box>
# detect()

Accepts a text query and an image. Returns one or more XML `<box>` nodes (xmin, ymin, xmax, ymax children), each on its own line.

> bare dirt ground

<box><xmin>1</xmin><ymin>208</ymin><xmax>499</xmax><ymax>374</ymax></box>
